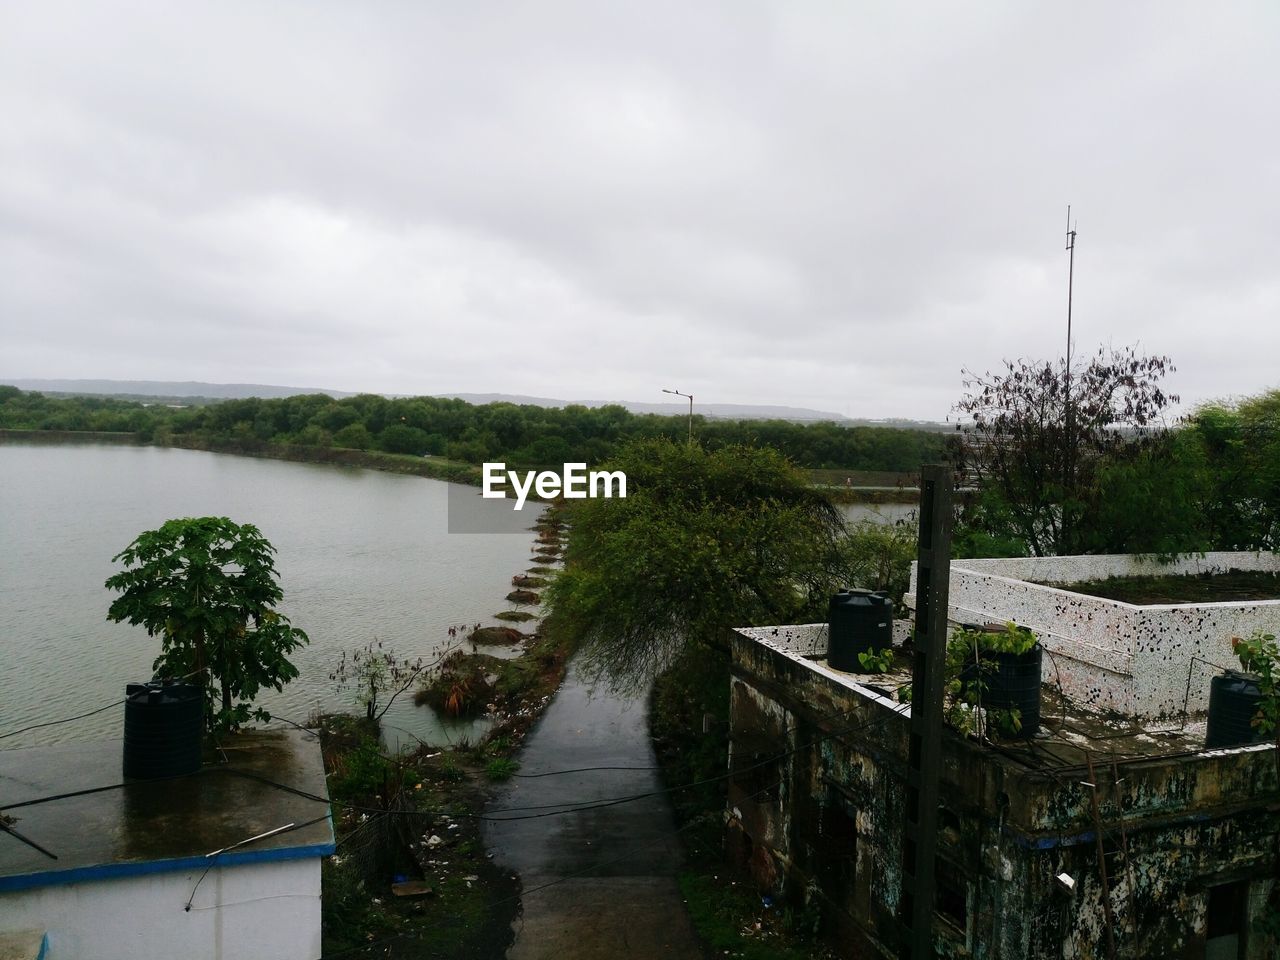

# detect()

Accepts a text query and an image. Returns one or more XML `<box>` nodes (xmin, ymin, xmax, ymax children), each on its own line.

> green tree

<box><xmin>332</xmin><ymin>422</ymin><xmax>373</xmax><ymax>450</ymax></box>
<box><xmin>379</xmin><ymin>422</ymin><xmax>431</xmax><ymax>455</ymax></box>
<box><xmin>545</xmin><ymin>439</ymin><xmax>846</xmax><ymax>686</ymax></box>
<box><xmin>105</xmin><ymin>517</ymin><xmax>309</xmax><ymax>730</ymax></box>
<box><xmin>1187</xmin><ymin>389</ymin><xmax>1280</xmax><ymax>551</ymax></box>
<box><xmin>1086</xmin><ymin>431</ymin><xmax>1212</xmax><ymax>556</ymax></box>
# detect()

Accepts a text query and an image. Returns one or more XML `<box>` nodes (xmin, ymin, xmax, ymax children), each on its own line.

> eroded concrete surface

<box><xmin>484</xmin><ymin>661</ymin><xmax>701</xmax><ymax>959</ymax></box>
<box><xmin>0</xmin><ymin>729</ymin><xmax>333</xmax><ymax>888</ymax></box>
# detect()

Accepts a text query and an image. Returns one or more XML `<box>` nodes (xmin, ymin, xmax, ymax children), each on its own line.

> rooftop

<box><xmin>0</xmin><ymin>728</ymin><xmax>334</xmax><ymax>893</ymax></box>
<box><xmin>732</xmin><ymin>622</ymin><xmax>1271</xmax><ymax>772</ymax></box>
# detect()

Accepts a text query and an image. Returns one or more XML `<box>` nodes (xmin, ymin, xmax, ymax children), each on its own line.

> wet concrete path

<box><xmin>484</xmin><ymin>660</ymin><xmax>702</xmax><ymax>959</ymax></box>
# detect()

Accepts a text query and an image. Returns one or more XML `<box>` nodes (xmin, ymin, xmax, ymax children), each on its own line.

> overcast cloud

<box><xmin>2</xmin><ymin>1</ymin><xmax>1277</xmax><ymax>419</ymax></box>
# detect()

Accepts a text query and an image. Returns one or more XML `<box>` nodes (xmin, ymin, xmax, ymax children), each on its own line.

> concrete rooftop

<box><xmin>0</xmin><ymin>728</ymin><xmax>334</xmax><ymax>892</ymax></box>
<box><xmin>732</xmin><ymin>622</ymin><xmax>1260</xmax><ymax>771</ymax></box>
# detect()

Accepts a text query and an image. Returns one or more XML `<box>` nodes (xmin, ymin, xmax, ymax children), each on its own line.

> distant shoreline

<box><xmin>0</xmin><ymin>429</ymin><xmax>483</xmax><ymax>485</ymax></box>
<box><xmin>0</xmin><ymin>429</ymin><xmax>919</xmax><ymax>503</ymax></box>
<box><xmin>0</xmin><ymin>428</ymin><xmax>140</xmax><ymax>444</ymax></box>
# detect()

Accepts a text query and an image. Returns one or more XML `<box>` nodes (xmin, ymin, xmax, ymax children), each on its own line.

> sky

<box><xmin>2</xmin><ymin>2</ymin><xmax>1277</xmax><ymax>421</ymax></box>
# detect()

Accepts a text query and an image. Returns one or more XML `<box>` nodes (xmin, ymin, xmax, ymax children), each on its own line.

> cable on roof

<box><xmin>185</xmin><ymin>814</ymin><xmax>331</xmax><ymax>911</ymax></box>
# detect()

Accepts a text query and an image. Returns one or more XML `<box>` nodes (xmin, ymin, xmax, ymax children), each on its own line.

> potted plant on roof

<box><xmin>949</xmin><ymin>621</ymin><xmax>1043</xmax><ymax>739</ymax></box>
<box><xmin>1205</xmin><ymin>631</ymin><xmax>1277</xmax><ymax>749</ymax></box>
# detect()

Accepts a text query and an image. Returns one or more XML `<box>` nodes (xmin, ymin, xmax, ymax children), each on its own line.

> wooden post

<box><xmin>899</xmin><ymin>464</ymin><xmax>954</xmax><ymax>959</ymax></box>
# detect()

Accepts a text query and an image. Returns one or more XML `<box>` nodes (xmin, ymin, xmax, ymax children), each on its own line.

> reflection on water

<box><xmin>0</xmin><ymin>443</ymin><xmax>540</xmax><ymax>748</ymax></box>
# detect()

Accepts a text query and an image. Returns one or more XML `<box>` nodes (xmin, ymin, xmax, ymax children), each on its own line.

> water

<box><xmin>0</xmin><ymin>442</ymin><xmax>541</xmax><ymax>749</ymax></box>
<box><xmin>840</xmin><ymin>501</ymin><xmax>917</xmax><ymax>526</ymax></box>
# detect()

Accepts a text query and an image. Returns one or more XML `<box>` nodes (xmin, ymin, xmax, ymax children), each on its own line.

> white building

<box><xmin>0</xmin><ymin>729</ymin><xmax>333</xmax><ymax>960</ymax></box>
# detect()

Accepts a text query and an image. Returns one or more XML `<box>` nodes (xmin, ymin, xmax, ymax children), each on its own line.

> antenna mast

<box><xmin>1065</xmin><ymin>205</ymin><xmax>1077</xmax><ymax>375</ymax></box>
<box><xmin>1063</xmin><ymin>206</ymin><xmax>1078</xmax><ymax>546</ymax></box>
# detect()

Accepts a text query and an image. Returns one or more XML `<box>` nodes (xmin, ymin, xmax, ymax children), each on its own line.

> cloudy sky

<box><xmin>2</xmin><ymin>2</ymin><xmax>1276</xmax><ymax>420</ymax></box>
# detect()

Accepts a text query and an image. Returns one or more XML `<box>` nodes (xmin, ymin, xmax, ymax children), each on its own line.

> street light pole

<box><xmin>662</xmin><ymin>388</ymin><xmax>694</xmax><ymax>444</ymax></box>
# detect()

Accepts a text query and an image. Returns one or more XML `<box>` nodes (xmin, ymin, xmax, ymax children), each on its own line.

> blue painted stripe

<box><xmin>1001</xmin><ymin>810</ymin><xmax>1212</xmax><ymax>850</ymax></box>
<box><xmin>36</xmin><ymin>932</ymin><xmax>49</xmax><ymax>960</ymax></box>
<box><xmin>0</xmin><ymin>839</ymin><xmax>336</xmax><ymax>894</ymax></box>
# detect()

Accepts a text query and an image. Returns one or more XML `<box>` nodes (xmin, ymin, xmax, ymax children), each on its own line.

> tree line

<box><xmin>952</xmin><ymin>348</ymin><xmax>1280</xmax><ymax>556</ymax></box>
<box><xmin>0</xmin><ymin>385</ymin><xmax>945</xmax><ymax>472</ymax></box>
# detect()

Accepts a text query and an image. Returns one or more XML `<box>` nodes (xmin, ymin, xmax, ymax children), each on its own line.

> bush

<box><xmin>837</xmin><ymin>519</ymin><xmax>916</xmax><ymax>612</ymax></box>
<box><xmin>333</xmin><ymin>736</ymin><xmax>400</xmax><ymax>800</ymax></box>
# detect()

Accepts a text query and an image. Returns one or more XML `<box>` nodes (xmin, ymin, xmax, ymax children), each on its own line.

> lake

<box><xmin>839</xmin><ymin>501</ymin><xmax>917</xmax><ymax>526</ymax></box>
<box><xmin>0</xmin><ymin>443</ymin><xmax>913</xmax><ymax>752</ymax></box>
<box><xmin>0</xmin><ymin>442</ymin><xmax>541</xmax><ymax>750</ymax></box>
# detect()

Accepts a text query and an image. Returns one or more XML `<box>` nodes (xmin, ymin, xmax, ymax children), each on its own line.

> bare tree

<box><xmin>953</xmin><ymin>346</ymin><xmax>1178</xmax><ymax>556</ymax></box>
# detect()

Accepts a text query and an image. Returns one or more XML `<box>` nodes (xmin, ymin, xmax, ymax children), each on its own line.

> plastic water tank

<box><xmin>123</xmin><ymin>681</ymin><xmax>204</xmax><ymax>779</ymax></box>
<box><xmin>827</xmin><ymin>588</ymin><xmax>892</xmax><ymax>672</ymax></box>
<box><xmin>981</xmin><ymin>645</ymin><xmax>1043</xmax><ymax>739</ymax></box>
<box><xmin>1205</xmin><ymin>672</ymin><xmax>1265</xmax><ymax>749</ymax></box>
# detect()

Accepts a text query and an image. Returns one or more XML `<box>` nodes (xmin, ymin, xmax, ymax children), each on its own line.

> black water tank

<box><xmin>123</xmin><ymin>681</ymin><xmax>204</xmax><ymax>779</ymax></box>
<box><xmin>827</xmin><ymin>588</ymin><xmax>892</xmax><ymax>672</ymax></box>
<box><xmin>1205</xmin><ymin>672</ymin><xmax>1265</xmax><ymax>749</ymax></box>
<box><xmin>981</xmin><ymin>645</ymin><xmax>1043</xmax><ymax>739</ymax></box>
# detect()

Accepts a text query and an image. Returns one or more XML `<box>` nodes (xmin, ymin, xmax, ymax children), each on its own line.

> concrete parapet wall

<box><xmin>906</xmin><ymin>552</ymin><xmax>1280</xmax><ymax>718</ymax></box>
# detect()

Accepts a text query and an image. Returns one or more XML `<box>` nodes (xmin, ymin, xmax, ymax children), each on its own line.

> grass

<box><xmin>807</xmin><ymin>467</ymin><xmax>917</xmax><ymax>488</ymax></box>
<box><xmin>484</xmin><ymin>756</ymin><xmax>519</xmax><ymax>781</ymax></box>
<box><xmin>316</xmin><ymin>721</ymin><xmax>520</xmax><ymax>958</ymax></box>
<box><xmin>678</xmin><ymin>873</ymin><xmax>832</xmax><ymax>960</ymax></box>
<box><xmin>823</xmin><ymin>486</ymin><xmax>919</xmax><ymax>505</ymax></box>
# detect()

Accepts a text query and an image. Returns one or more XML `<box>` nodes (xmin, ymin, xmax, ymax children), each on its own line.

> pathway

<box><xmin>484</xmin><ymin>660</ymin><xmax>701</xmax><ymax>959</ymax></box>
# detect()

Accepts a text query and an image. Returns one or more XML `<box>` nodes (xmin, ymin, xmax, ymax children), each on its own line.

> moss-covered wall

<box><xmin>728</xmin><ymin>631</ymin><xmax>1280</xmax><ymax>960</ymax></box>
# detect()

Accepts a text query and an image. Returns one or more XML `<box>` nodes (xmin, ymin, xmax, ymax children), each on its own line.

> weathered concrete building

<box><xmin>727</xmin><ymin>556</ymin><xmax>1280</xmax><ymax>959</ymax></box>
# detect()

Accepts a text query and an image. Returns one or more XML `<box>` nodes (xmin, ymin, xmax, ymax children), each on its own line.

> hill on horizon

<box><xmin>1</xmin><ymin>378</ymin><xmax>945</xmax><ymax>428</ymax></box>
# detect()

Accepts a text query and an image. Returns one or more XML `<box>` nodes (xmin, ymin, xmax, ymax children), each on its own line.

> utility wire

<box><xmin>273</xmin><ymin>714</ymin><xmax>656</xmax><ymax>778</ymax></box>
<box><xmin>0</xmin><ymin>669</ymin><xmax>205</xmax><ymax>742</ymax></box>
<box><xmin>313</xmin><ymin>774</ymin><xmax>790</xmax><ymax>960</ymax></box>
<box><xmin>185</xmin><ymin>814</ymin><xmax>332</xmax><ymax>911</ymax></box>
<box><xmin>271</xmin><ymin>679</ymin><xmax>916</xmax><ymax>827</ymax></box>
<box><xmin>0</xmin><ymin>698</ymin><xmax>126</xmax><ymax>742</ymax></box>
<box><xmin>514</xmin><ymin>764</ymin><xmax>659</xmax><ymax>777</ymax></box>
<box><xmin>0</xmin><ymin>765</ymin><xmax>221</xmax><ymax>812</ymax></box>
<box><xmin>1</xmin><ymin>677</ymin><xmax>916</xmax><ymax>824</ymax></box>
<box><xmin>222</xmin><ymin>681</ymin><xmax>916</xmax><ymax>824</ymax></box>
<box><xmin>9</xmin><ymin>659</ymin><xmax>1020</xmax><ymax>840</ymax></box>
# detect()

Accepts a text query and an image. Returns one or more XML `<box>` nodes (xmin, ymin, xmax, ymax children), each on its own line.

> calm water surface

<box><xmin>0</xmin><ymin>443</ymin><xmax>541</xmax><ymax>749</ymax></box>
<box><xmin>840</xmin><ymin>501</ymin><xmax>916</xmax><ymax>525</ymax></box>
